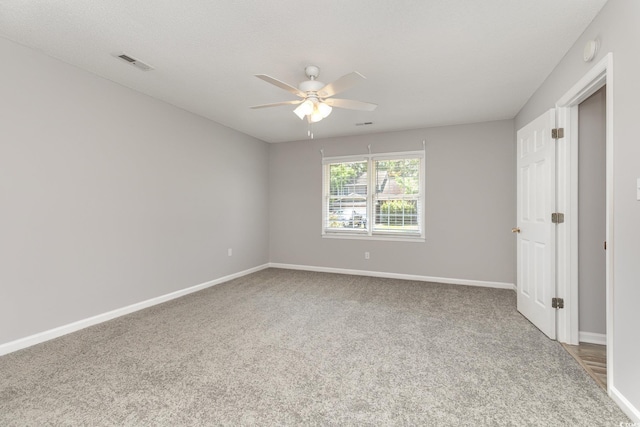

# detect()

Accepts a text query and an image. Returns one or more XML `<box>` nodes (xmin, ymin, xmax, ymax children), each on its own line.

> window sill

<box><xmin>322</xmin><ymin>233</ymin><xmax>425</xmax><ymax>243</ymax></box>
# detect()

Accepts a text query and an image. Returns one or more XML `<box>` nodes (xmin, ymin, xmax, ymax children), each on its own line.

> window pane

<box><xmin>373</xmin><ymin>159</ymin><xmax>421</xmax><ymax>233</ymax></box>
<box><xmin>375</xmin><ymin>199</ymin><xmax>420</xmax><ymax>232</ymax></box>
<box><xmin>326</xmin><ymin>161</ymin><xmax>368</xmax><ymax>230</ymax></box>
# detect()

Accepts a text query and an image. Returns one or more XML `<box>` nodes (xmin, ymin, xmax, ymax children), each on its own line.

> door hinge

<box><xmin>552</xmin><ymin>297</ymin><xmax>565</xmax><ymax>309</ymax></box>
<box><xmin>551</xmin><ymin>212</ymin><xmax>565</xmax><ymax>224</ymax></box>
<box><xmin>552</xmin><ymin>128</ymin><xmax>565</xmax><ymax>139</ymax></box>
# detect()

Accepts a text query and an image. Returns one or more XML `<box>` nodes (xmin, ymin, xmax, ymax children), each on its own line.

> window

<box><xmin>322</xmin><ymin>151</ymin><xmax>424</xmax><ymax>240</ymax></box>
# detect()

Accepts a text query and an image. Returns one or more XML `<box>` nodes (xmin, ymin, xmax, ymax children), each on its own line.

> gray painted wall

<box><xmin>515</xmin><ymin>0</ymin><xmax>640</xmax><ymax>412</ymax></box>
<box><xmin>269</xmin><ymin>120</ymin><xmax>516</xmax><ymax>284</ymax></box>
<box><xmin>578</xmin><ymin>87</ymin><xmax>606</xmax><ymax>336</ymax></box>
<box><xmin>0</xmin><ymin>37</ymin><xmax>270</xmax><ymax>345</ymax></box>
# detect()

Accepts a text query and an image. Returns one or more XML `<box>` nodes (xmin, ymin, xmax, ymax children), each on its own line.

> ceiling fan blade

<box><xmin>318</xmin><ymin>72</ymin><xmax>366</xmax><ymax>97</ymax></box>
<box><xmin>255</xmin><ymin>74</ymin><xmax>305</xmax><ymax>97</ymax></box>
<box><xmin>323</xmin><ymin>98</ymin><xmax>377</xmax><ymax>111</ymax></box>
<box><xmin>250</xmin><ymin>100</ymin><xmax>303</xmax><ymax>109</ymax></box>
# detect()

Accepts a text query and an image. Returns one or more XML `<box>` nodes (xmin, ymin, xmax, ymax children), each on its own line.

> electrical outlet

<box><xmin>228</xmin><ymin>248</ymin><xmax>232</xmax><ymax>257</ymax></box>
<box><xmin>364</xmin><ymin>251</ymin><xmax>370</xmax><ymax>260</ymax></box>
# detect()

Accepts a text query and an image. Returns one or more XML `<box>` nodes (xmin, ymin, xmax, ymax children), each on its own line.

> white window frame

<box><xmin>322</xmin><ymin>150</ymin><xmax>425</xmax><ymax>242</ymax></box>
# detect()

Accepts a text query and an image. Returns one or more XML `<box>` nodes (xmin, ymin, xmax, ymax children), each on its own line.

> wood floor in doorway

<box><xmin>562</xmin><ymin>342</ymin><xmax>607</xmax><ymax>390</ymax></box>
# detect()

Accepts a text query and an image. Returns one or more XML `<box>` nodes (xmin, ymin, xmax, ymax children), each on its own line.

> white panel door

<box><xmin>516</xmin><ymin>109</ymin><xmax>556</xmax><ymax>339</ymax></box>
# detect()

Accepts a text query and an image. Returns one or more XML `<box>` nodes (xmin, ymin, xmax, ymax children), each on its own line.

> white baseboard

<box><xmin>579</xmin><ymin>331</ymin><xmax>607</xmax><ymax>345</ymax></box>
<box><xmin>0</xmin><ymin>264</ymin><xmax>269</xmax><ymax>356</ymax></box>
<box><xmin>610</xmin><ymin>385</ymin><xmax>640</xmax><ymax>423</ymax></box>
<box><xmin>269</xmin><ymin>262</ymin><xmax>516</xmax><ymax>291</ymax></box>
<box><xmin>1</xmin><ymin>263</ymin><xmax>512</xmax><ymax>357</ymax></box>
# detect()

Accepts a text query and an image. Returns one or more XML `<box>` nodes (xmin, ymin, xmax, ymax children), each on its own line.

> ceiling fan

<box><xmin>250</xmin><ymin>65</ymin><xmax>377</xmax><ymax>123</ymax></box>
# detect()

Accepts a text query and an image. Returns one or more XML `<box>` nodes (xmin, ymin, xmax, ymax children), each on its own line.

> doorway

<box><xmin>555</xmin><ymin>53</ymin><xmax>613</xmax><ymax>394</ymax></box>
<box><xmin>516</xmin><ymin>53</ymin><xmax>614</xmax><ymax>393</ymax></box>
<box><xmin>563</xmin><ymin>86</ymin><xmax>608</xmax><ymax>388</ymax></box>
<box><xmin>577</xmin><ymin>85</ymin><xmax>607</xmax><ymax>347</ymax></box>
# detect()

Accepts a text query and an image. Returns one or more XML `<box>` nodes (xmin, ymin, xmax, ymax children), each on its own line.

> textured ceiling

<box><xmin>0</xmin><ymin>0</ymin><xmax>607</xmax><ymax>143</ymax></box>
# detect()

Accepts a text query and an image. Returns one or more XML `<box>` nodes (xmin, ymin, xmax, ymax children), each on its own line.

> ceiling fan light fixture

<box><xmin>310</xmin><ymin>109</ymin><xmax>324</xmax><ymax>123</ymax></box>
<box><xmin>293</xmin><ymin>99</ymin><xmax>314</xmax><ymax>119</ymax></box>
<box><xmin>293</xmin><ymin>107</ymin><xmax>305</xmax><ymax>120</ymax></box>
<box><xmin>317</xmin><ymin>102</ymin><xmax>332</xmax><ymax>118</ymax></box>
<box><xmin>308</xmin><ymin>100</ymin><xmax>330</xmax><ymax>123</ymax></box>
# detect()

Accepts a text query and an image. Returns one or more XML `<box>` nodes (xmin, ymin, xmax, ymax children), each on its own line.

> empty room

<box><xmin>1</xmin><ymin>0</ymin><xmax>638</xmax><ymax>425</ymax></box>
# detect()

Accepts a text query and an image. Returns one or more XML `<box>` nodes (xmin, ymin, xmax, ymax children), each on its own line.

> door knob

<box><xmin>511</xmin><ymin>227</ymin><xmax>521</xmax><ymax>233</ymax></box>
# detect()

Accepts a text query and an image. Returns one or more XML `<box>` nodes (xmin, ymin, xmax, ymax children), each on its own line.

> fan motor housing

<box><xmin>299</xmin><ymin>79</ymin><xmax>325</xmax><ymax>93</ymax></box>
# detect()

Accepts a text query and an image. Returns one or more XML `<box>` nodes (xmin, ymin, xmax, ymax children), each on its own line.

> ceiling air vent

<box><xmin>355</xmin><ymin>122</ymin><xmax>373</xmax><ymax>126</ymax></box>
<box><xmin>115</xmin><ymin>53</ymin><xmax>154</xmax><ymax>71</ymax></box>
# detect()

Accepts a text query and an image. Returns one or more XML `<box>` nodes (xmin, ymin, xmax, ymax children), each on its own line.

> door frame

<box><xmin>555</xmin><ymin>53</ymin><xmax>613</xmax><ymax>392</ymax></box>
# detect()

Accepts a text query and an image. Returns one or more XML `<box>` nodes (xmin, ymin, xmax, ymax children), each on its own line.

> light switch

<box><xmin>637</xmin><ymin>178</ymin><xmax>640</xmax><ymax>201</ymax></box>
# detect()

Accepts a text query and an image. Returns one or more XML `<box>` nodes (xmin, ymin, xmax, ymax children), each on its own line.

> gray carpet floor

<box><xmin>0</xmin><ymin>268</ymin><xmax>629</xmax><ymax>426</ymax></box>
